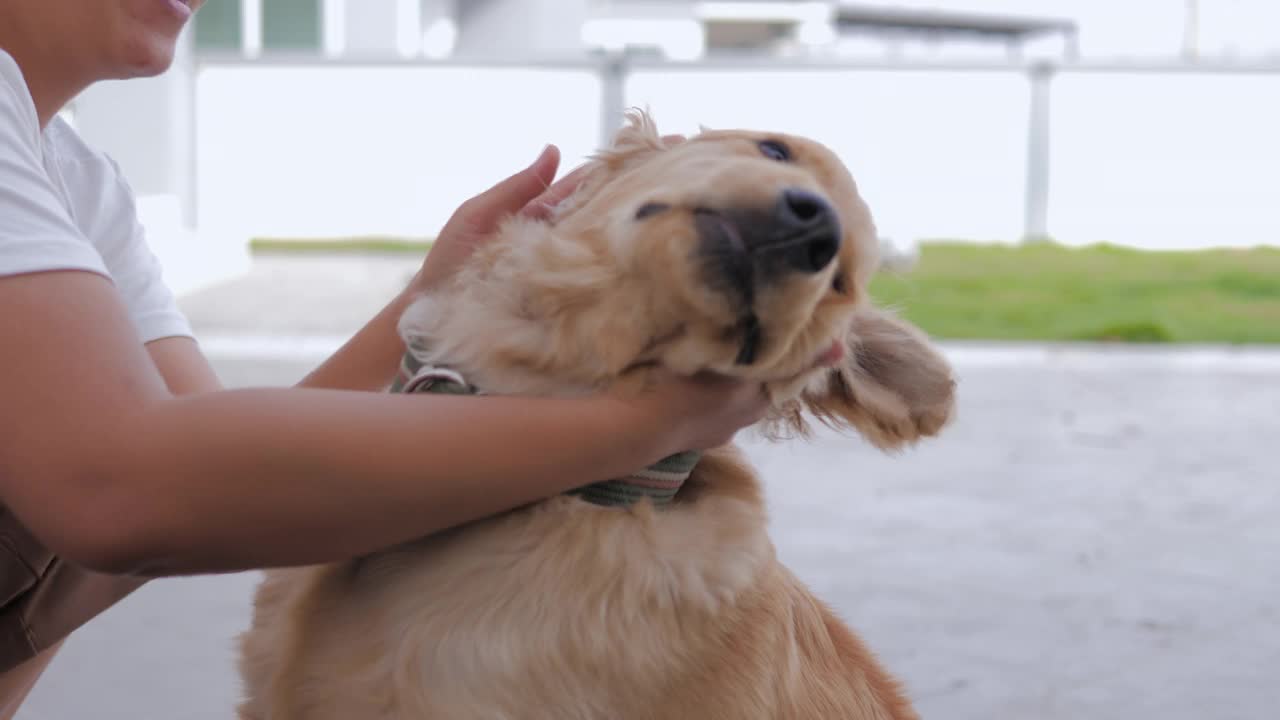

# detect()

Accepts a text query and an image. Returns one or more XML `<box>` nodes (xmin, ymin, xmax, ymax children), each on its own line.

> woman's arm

<box><xmin>1</xmin><ymin>140</ymin><xmax>766</xmax><ymax>580</ymax></box>
<box><xmin>146</xmin><ymin>336</ymin><xmax>223</xmax><ymax>394</ymax></box>
<box><xmin>0</xmin><ymin>269</ymin><xmax>764</xmax><ymax>579</ymax></box>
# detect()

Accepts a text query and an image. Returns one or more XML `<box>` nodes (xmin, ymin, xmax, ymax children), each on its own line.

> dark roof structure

<box><xmin>835</xmin><ymin>3</ymin><xmax>1076</xmax><ymax>39</ymax></box>
<box><xmin>833</xmin><ymin>3</ymin><xmax>1078</xmax><ymax>55</ymax></box>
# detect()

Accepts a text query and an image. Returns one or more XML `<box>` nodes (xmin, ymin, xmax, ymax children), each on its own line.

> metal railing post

<box><xmin>1023</xmin><ymin>61</ymin><xmax>1055</xmax><ymax>243</ymax></box>
<box><xmin>598</xmin><ymin>50</ymin><xmax>629</xmax><ymax>148</ymax></box>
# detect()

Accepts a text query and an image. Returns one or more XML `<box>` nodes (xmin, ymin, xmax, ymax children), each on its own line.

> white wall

<box><xmin>192</xmin><ymin>63</ymin><xmax>1280</xmax><ymax>251</ymax></box>
<box><xmin>195</xmin><ymin>65</ymin><xmax>602</xmax><ymax>241</ymax></box>
<box><xmin>1049</xmin><ymin>70</ymin><xmax>1280</xmax><ymax>249</ymax></box>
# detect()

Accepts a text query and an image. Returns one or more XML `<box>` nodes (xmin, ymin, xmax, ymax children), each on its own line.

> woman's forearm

<box><xmin>85</xmin><ymin>387</ymin><xmax>670</xmax><ymax>577</ymax></box>
<box><xmin>4</xmin><ymin>271</ymin><xmax>762</xmax><ymax>584</ymax></box>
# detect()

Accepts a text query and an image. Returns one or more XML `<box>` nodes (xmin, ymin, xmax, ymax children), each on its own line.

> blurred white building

<box><xmin>181</xmin><ymin>1</ymin><xmax>1280</xmax><ymax>63</ymax></box>
<box><xmin>63</xmin><ymin>0</ymin><xmax>1280</xmax><ymax>294</ymax></box>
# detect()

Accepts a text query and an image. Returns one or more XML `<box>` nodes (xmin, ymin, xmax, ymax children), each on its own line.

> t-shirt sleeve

<box><xmin>0</xmin><ymin>81</ymin><xmax>193</xmax><ymax>343</ymax></box>
<box><xmin>0</xmin><ymin>69</ymin><xmax>109</xmax><ymax>281</ymax></box>
<box><xmin>88</xmin><ymin>154</ymin><xmax>195</xmax><ymax>343</ymax></box>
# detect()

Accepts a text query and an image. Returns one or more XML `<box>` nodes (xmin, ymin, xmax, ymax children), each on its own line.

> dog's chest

<box><xmin>277</xmin><ymin>492</ymin><xmax>773</xmax><ymax>718</ymax></box>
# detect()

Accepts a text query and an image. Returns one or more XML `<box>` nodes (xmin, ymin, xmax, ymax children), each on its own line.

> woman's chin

<box><xmin>115</xmin><ymin>38</ymin><xmax>178</xmax><ymax>78</ymax></box>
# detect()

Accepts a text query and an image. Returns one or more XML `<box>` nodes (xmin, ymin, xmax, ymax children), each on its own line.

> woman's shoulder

<box><xmin>0</xmin><ymin>50</ymin><xmax>139</xmax><ymax>285</ymax></box>
<box><xmin>0</xmin><ymin>48</ymin><xmax>128</xmax><ymax>208</ymax></box>
<box><xmin>0</xmin><ymin>49</ymin><xmax>41</xmax><ymax>151</ymax></box>
<box><xmin>41</xmin><ymin>115</ymin><xmax>125</xmax><ymax>185</ymax></box>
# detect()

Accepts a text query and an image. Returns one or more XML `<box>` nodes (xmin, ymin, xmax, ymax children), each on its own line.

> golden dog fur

<box><xmin>235</xmin><ymin>110</ymin><xmax>957</xmax><ymax>720</ymax></box>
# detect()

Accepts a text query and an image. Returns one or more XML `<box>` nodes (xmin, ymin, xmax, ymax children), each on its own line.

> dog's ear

<box><xmin>596</xmin><ymin>107</ymin><xmax>671</xmax><ymax>166</ymax></box>
<box><xmin>800</xmin><ymin>306</ymin><xmax>956</xmax><ymax>451</ymax></box>
<box><xmin>549</xmin><ymin>108</ymin><xmax>673</xmax><ymax>222</ymax></box>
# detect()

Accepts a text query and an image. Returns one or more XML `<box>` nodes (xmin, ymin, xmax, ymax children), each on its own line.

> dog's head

<box><xmin>401</xmin><ymin>110</ymin><xmax>955</xmax><ymax>450</ymax></box>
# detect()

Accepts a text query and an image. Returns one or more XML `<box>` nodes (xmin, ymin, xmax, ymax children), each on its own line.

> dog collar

<box><xmin>391</xmin><ymin>351</ymin><xmax>700</xmax><ymax>508</ymax></box>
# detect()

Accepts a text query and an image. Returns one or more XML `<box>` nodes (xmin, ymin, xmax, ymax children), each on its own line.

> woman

<box><xmin>0</xmin><ymin>1</ymin><xmax>769</xmax><ymax>714</ymax></box>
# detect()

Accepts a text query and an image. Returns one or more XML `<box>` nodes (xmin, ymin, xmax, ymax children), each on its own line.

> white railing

<box><xmin>194</xmin><ymin>54</ymin><xmax>1280</xmax><ymax>250</ymax></box>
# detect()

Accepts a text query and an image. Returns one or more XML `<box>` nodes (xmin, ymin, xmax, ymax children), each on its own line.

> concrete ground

<box><xmin>18</xmin><ymin>255</ymin><xmax>1280</xmax><ymax>720</ymax></box>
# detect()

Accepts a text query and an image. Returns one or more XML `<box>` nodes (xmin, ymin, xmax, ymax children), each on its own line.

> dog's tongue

<box><xmin>815</xmin><ymin>339</ymin><xmax>845</xmax><ymax>368</ymax></box>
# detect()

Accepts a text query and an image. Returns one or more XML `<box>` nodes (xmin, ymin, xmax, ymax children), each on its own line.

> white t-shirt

<box><xmin>0</xmin><ymin>49</ymin><xmax>192</xmax><ymax>343</ymax></box>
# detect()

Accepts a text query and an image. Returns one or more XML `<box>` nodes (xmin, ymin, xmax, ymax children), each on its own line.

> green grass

<box><xmin>249</xmin><ymin>236</ymin><xmax>1280</xmax><ymax>344</ymax></box>
<box><xmin>250</xmin><ymin>236</ymin><xmax>433</xmax><ymax>254</ymax></box>
<box><xmin>869</xmin><ymin>242</ymin><xmax>1280</xmax><ymax>344</ymax></box>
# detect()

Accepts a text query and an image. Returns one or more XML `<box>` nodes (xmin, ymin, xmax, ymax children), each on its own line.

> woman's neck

<box><xmin>0</xmin><ymin>19</ymin><xmax>94</xmax><ymax>128</ymax></box>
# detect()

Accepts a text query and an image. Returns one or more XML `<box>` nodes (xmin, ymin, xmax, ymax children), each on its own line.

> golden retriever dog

<box><xmin>235</xmin><ymin>110</ymin><xmax>956</xmax><ymax>720</ymax></box>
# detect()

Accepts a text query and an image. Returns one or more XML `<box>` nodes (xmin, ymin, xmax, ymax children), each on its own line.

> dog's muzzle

<box><xmin>695</xmin><ymin>188</ymin><xmax>841</xmax><ymax>365</ymax></box>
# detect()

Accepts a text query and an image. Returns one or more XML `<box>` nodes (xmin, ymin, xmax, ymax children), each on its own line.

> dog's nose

<box><xmin>774</xmin><ymin>188</ymin><xmax>839</xmax><ymax>274</ymax></box>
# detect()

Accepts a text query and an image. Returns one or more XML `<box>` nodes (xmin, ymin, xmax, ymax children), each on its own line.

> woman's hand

<box><xmin>412</xmin><ymin>145</ymin><xmax>591</xmax><ymax>292</ymax></box>
<box><xmin>301</xmin><ymin>145</ymin><xmax>590</xmax><ymax>392</ymax></box>
<box><xmin>412</xmin><ymin>134</ymin><xmax>688</xmax><ymax>294</ymax></box>
<box><xmin>624</xmin><ymin>370</ymin><xmax>773</xmax><ymax>455</ymax></box>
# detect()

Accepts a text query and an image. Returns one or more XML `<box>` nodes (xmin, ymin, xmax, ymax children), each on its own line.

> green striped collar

<box><xmin>391</xmin><ymin>351</ymin><xmax>700</xmax><ymax>508</ymax></box>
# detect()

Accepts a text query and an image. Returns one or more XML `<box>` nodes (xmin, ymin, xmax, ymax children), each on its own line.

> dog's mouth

<box><xmin>812</xmin><ymin>338</ymin><xmax>845</xmax><ymax>368</ymax></box>
<box><xmin>723</xmin><ymin>315</ymin><xmax>844</xmax><ymax>381</ymax></box>
<box><xmin>732</xmin><ymin>314</ymin><xmax>762</xmax><ymax>365</ymax></box>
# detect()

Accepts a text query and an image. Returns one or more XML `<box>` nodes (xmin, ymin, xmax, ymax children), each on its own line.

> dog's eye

<box><xmin>758</xmin><ymin>139</ymin><xmax>791</xmax><ymax>162</ymax></box>
<box><xmin>635</xmin><ymin>202</ymin><xmax>671</xmax><ymax>220</ymax></box>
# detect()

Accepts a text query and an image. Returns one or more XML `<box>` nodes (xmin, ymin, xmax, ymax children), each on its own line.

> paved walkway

<box><xmin>17</xmin><ymin>256</ymin><xmax>1279</xmax><ymax>720</ymax></box>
